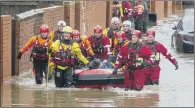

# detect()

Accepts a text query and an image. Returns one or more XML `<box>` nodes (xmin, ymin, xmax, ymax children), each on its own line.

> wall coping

<box><xmin>16</xmin><ymin>9</ymin><xmax>44</xmax><ymax>20</ymax></box>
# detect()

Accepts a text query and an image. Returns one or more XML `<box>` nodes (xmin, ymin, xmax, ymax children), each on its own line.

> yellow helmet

<box><xmin>63</xmin><ymin>26</ymin><xmax>73</xmax><ymax>33</ymax></box>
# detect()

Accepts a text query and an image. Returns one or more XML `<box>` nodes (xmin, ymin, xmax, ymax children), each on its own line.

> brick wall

<box><xmin>42</xmin><ymin>6</ymin><xmax>64</xmax><ymax>31</ymax></box>
<box><xmin>78</xmin><ymin>1</ymin><xmax>107</xmax><ymax>36</ymax></box>
<box><xmin>0</xmin><ymin>15</ymin><xmax>12</xmax><ymax>78</ymax></box>
<box><xmin>15</xmin><ymin>9</ymin><xmax>44</xmax><ymax>75</ymax></box>
<box><xmin>15</xmin><ymin>6</ymin><xmax>64</xmax><ymax>75</ymax></box>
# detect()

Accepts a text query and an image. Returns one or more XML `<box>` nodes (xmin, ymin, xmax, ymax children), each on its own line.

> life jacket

<box><xmin>144</xmin><ymin>41</ymin><xmax>160</xmax><ymax>64</ymax></box>
<box><xmin>91</xmin><ymin>36</ymin><xmax>105</xmax><ymax>54</ymax></box>
<box><xmin>122</xmin><ymin>1</ymin><xmax>131</xmax><ymax>15</ymax></box>
<box><xmin>30</xmin><ymin>36</ymin><xmax>49</xmax><ymax>61</ymax></box>
<box><xmin>113</xmin><ymin>4</ymin><xmax>121</xmax><ymax>17</ymax></box>
<box><xmin>125</xmin><ymin>42</ymin><xmax>144</xmax><ymax>69</ymax></box>
<box><xmin>124</xmin><ymin>31</ymin><xmax>132</xmax><ymax>41</ymax></box>
<box><xmin>107</xmin><ymin>28</ymin><xmax>120</xmax><ymax>49</ymax></box>
<box><xmin>79</xmin><ymin>41</ymin><xmax>88</xmax><ymax>57</ymax></box>
<box><xmin>53</xmin><ymin>30</ymin><xmax>64</xmax><ymax>42</ymax></box>
<box><xmin>115</xmin><ymin>41</ymin><xmax>125</xmax><ymax>55</ymax></box>
<box><xmin>52</xmin><ymin>41</ymin><xmax>75</xmax><ymax>67</ymax></box>
<box><xmin>133</xmin><ymin>4</ymin><xmax>145</xmax><ymax>19</ymax></box>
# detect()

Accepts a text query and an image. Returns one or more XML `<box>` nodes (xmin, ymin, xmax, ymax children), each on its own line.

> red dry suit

<box><xmin>114</xmin><ymin>42</ymin><xmax>153</xmax><ymax>90</ymax></box>
<box><xmin>122</xmin><ymin>1</ymin><xmax>132</xmax><ymax>21</ymax></box>
<box><xmin>88</xmin><ymin>35</ymin><xmax>111</xmax><ymax>60</ymax></box>
<box><xmin>143</xmin><ymin>41</ymin><xmax>178</xmax><ymax>85</ymax></box>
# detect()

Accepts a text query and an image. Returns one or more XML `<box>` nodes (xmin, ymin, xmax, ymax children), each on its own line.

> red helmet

<box><xmin>72</xmin><ymin>30</ymin><xmax>80</xmax><ymax>38</ymax></box>
<box><xmin>94</xmin><ymin>25</ymin><xmax>103</xmax><ymax>34</ymax></box>
<box><xmin>116</xmin><ymin>31</ymin><xmax>126</xmax><ymax>40</ymax></box>
<box><xmin>39</xmin><ymin>24</ymin><xmax>49</xmax><ymax>33</ymax></box>
<box><xmin>146</xmin><ymin>30</ymin><xmax>155</xmax><ymax>37</ymax></box>
<box><xmin>132</xmin><ymin>30</ymin><xmax>142</xmax><ymax>38</ymax></box>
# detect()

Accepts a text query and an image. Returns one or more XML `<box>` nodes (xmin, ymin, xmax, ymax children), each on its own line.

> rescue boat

<box><xmin>73</xmin><ymin>69</ymin><xmax>126</xmax><ymax>88</ymax></box>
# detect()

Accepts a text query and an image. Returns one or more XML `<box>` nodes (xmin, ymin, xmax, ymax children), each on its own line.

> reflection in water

<box><xmin>2</xmin><ymin>2</ymin><xmax>193</xmax><ymax>107</ymax></box>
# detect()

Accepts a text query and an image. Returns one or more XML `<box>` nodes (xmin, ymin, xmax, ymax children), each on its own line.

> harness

<box><xmin>134</xmin><ymin>4</ymin><xmax>145</xmax><ymax>19</ymax></box>
<box><xmin>116</xmin><ymin>41</ymin><xmax>125</xmax><ymax>54</ymax></box>
<box><xmin>122</xmin><ymin>2</ymin><xmax>130</xmax><ymax>15</ymax></box>
<box><xmin>125</xmin><ymin>31</ymin><xmax>132</xmax><ymax>41</ymax></box>
<box><xmin>79</xmin><ymin>41</ymin><xmax>88</xmax><ymax>57</ymax></box>
<box><xmin>113</xmin><ymin>4</ymin><xmax>120</xmax><ymax>17</ymax></box>
<box><xmin>107</xmin><ymin>28</ymin><xmax>120</xmax><ymax>49</ymax></box>
<box><xmin>53</xmin><ymin>30</ymin><xmax>64</xmax><ymax>42</ymax></box>
<box><xmin>91</xmin><ymin>36</ymin><xmax>105</xmax><ymax>54</ymax></box>
<box><xmin>125</xmin><ymin>42</ymin><xmax>143</xmax><ymax>69</ymax></box>
<box><xmin>145</xmin><ymin>41</ymin><xmax>160</xmax><ymax>64</ymax></box>
<box><xmin>52</xmin><ymin>40</ymin><xmax>75</xmax><ymax>67</ymax></box>
<box><xmin>30</xmin><ymin>36</ymin><xmax>49</xmax><ymax>61</ymax></box>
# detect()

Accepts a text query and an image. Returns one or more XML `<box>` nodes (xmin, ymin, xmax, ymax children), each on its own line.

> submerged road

<box><xmin>1</xmin><ymin>7</ymin><xmax>194</xmax><ymax>107</ymax></box>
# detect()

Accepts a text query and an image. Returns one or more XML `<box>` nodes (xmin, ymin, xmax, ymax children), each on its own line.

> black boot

<box><xmin>35</xmin><ymin>76</ymin><xmax>43</xmax><ymax>84</ymax></box>
<box><xmin>64</xmin><ymin>81</ymin><xmax>75</xmax><ymax>88</ymax></box>
<box><xmin>125</xmin><ymin>86</ymin><xmax>131</xmax><ymax>91</ymax></box>
<box><xmin>150</xmin><ymin>81</ymin><xmax>159</xmax><ymax>85</ymax></box>
<box><xmin>133</xmin><ymin>87</ymin><xmax>143</xmax><ymax>91</ymax></box>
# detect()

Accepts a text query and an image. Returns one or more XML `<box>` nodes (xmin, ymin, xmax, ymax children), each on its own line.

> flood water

<box><xmin>1</xmin><ymin>3</ymin><xmax>194</xmax><ymax>107</ymax></box>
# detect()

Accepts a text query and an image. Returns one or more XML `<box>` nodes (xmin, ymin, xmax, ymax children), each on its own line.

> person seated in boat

<box><xmin>103</xmin><ymin>17</ymin><xmax>121</xmax><ymax>53</ymax></box>
<box><xmin>48</xmin><ymin>26</ymin><xmax>97</xmax><ymax>88</ymax></box>
<box><xmin>88</xmin><ymin>25</ymin><xmax>113</xmax><ymax>69</ymax></box>
<box><xmin>122</xmin><ymin>20</ymin><xmax>133</xmax><ymax>41</ymax></box>
<box><xmin>17</xmin><ymin>24</ymin><xmax>52</xmax><ymax>84</ymax></box>
<box><xmin>112</xmin><ymin>30</ymin><xmax>153</xmax><ymax>91</ymax></box>
<box><xmin>50</xmin><ymin>21</ymin><xmax>66</xmax><ymax>43</ymax></box>
<box><xmin>72</xmin><ymin>30</ymin><xmax>96</xmax><ymax>68</ymax></box>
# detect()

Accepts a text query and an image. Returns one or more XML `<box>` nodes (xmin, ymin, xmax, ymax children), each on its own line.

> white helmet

<box><xmin>123</xmin><ymin>20</ymin><xmax>131</xmax><ymax>28</ymax></box>
<box><xmin>111</xmin><ymin>17</ymin><xmax>120</xmax><ymax>24</ymax></box>
<box><xmin>57</xmin><ymin>21</ymin><xmax>66</xmax><ymax>27</ymax></box>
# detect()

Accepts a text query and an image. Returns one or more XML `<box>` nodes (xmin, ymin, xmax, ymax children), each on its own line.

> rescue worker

<box><xmin>132</xmin><ymin>0</ymin><xmax>145</xmax><ymax>33</ymax></box>
<box><xmin>110</xmin><ymin>31</ymin><xmax>129</xmax><ymax>66</ymax></box>
<box><xmin>49</xmin><ymin>26</ymin><xmax>95</xmax><ymax>88</ymax></box>
<box><xmin>122</xmin><ymin>20</ymin><xmax>133</xmax><ymax>41</ymax></box>
<box><xmin>50</xmin><ymin>21</ymin><xmax>66</xmax><ymax>42</ymax></box>
<box><xmin>143</xmin><ymin>30</ymin><xmax>179</xmax><ymax>85</ymax></box>
<box><xmin>17</xmin><ymin>24</ymin><xmax>51</xmax><ymax>84</ymax></box>
<box><xmin>121</xmin><ymin>0</ymin><xmax>133</xmax><ymax>22</ymax></box>
<box><xmin>72</xmin><ymin>30</ymin><xmax>96</xmax><ymax>68</ymax></box>
<box><xmin>103</xmin><ymin>17</ymin><xmax>121</xmax><ymax>52</ymax></box>
<box><xmin>114</xmin><ymin>31</ymin><xmax>129</xmax><ymax>56</ymax></box>
<box><xmin>88</xmin><ymin>25</ymin><xmax>112</xmax><ymax>68</ymax></box>
<box><xmin>72</xmin><ymin>30</ymin><xmax>95</xmax><ymax>59</ymax></box>
<box><xmin>112</xmin><ymin>30</ymin><xmax>153</xmax><ymax>91</ymax></box>
<box><xmin>141</xmin><ymin>0</ymin><xmax>150</xmax><ymax>33</ymax></box>
<box><xmin>49</xmin><ymin>21</ymin><xmax>66</xmax><ymax>75</ymax></box>
<box><xmin>112</xmin><ymin>1</ymin><xmax>123</xmax><ymax>19</ymax></box>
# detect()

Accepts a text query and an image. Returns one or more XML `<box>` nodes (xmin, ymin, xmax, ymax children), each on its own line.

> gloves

<box><xmin>112</xmin><ymin>68</ymin><xmax>118</xmax><ymax>75</ymax></box>
<box><xmin>17</xmin><ymin>52</ymin><xmax>23</xmax><ymax>59</ymax></box>
<box><xmin>174</xmin><ymin>63</ymin><xmax>179</xmax><ymax>70</ymax></box>
<box><xmin>48</xmin><ymin>48</ymin><xmax>52</xmax><ymax>54</ymax></box>
<box><xmin>90</xmin><ymin>55</ymin><xmax>96</xmax><ymax>60</ymax></box>
<box><xmin>108</xmin><ymin>55</ymin><xmax>116</xmax><ymax>63</ymax></box>
<box><xmin>141</xmin><ymin>61</ymin><xmax>151</xmax><ymax>67</ymax></box>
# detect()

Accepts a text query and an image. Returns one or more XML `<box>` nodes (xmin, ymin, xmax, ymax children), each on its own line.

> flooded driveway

<box><xmin>1</xmin><ymin>5</ymin><xmax>194</xmax><ymax>107</ymax></box>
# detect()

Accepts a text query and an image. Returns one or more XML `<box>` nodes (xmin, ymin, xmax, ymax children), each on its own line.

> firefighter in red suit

<box><xmin>112</xmin><ymin>30</ymin><xmax>153</xmax><ymax>91</ymax></box>
<box><xmin>143</xmin><ymin>30</ymin><xmax>179</xmax><ymax>85</ymax></box>
<box><xmin>88</xmin><ymin>25</ymin><xmax>112</xmax><ymax>61</ymax></box>
<box><xmin>121</xmin><ymin>0</ymin><xmax>133</xmax><ymax>22</ymax></box>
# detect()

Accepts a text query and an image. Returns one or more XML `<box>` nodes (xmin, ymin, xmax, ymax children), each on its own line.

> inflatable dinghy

<box><xmin>73</xmin><ymin>69</ymin><xmax>126</xmax><ymax>88</ymax></box>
